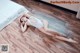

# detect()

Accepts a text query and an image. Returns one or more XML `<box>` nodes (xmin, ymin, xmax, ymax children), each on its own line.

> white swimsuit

<box><xmin>27</xmin><ymin>16</ymin><xmax>43</xmax><ymax>29</ymax></box>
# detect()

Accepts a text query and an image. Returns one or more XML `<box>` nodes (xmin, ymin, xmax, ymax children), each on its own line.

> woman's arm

<box><xmin>20</xmin><ymin>22</ymin><xmax>27</xmax><ymax>32</ymax></box>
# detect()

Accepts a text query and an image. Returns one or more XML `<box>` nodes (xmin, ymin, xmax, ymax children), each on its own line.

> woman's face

<box><xmin>21</xmin><ymin>17</ymin><xmax>28</xmax><ymax>22</ymax></box>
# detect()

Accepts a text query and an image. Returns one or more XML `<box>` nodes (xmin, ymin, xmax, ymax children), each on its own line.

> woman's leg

<box><xmin>45</xmin><ymin>28</ymin><xmax>77</xmax><ymax>43</ymax></box>
<box><xmin>39</xmin><ymin>28</ymin><xmax>77</xmax><ymax>43</ymax></box>
<box><xmin>41</xmin><ymin>19</ymin><xmax>77</xmax><ymax>43</ymax></box>
<box><xmin>42</xmin><ymin>19</ymin><xmax>58</xmax><ymax>34</ymax></box>
<box><xmin>55</xmin><ymin>36</ymin><xmax>77</xmax><ymax>43</ymax></box>
<box><xmin>38</xmin><ymin>27</ymin><xmax>55</xmax><ymax>37</ymax></box>
<box><xmin>42</xmin><ymin>19</ymin><xmax>60</xmax><ymax>36</ymax></box>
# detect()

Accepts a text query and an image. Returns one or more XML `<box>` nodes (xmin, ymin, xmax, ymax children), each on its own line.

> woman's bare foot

<box><xmin>68</xmin><ymin>38</ymin><xmax>78</xmax><ymax>43</ymax></box>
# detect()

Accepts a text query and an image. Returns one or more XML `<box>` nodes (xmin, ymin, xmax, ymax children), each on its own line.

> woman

<box><xmin>20</xmin><ymin>12</ymin><xmax>77</xmax><ymax>43</ymax></box>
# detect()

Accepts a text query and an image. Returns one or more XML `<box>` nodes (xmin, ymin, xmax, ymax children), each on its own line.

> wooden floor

<box><xmin>0</xmin><ymin>0</ymin><xmax>80</xmax><ymax>53</ymax></box>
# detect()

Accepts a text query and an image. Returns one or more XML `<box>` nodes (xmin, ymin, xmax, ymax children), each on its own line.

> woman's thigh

<box><xmin>43</xmin><ymin>28</ymin><xmax>59</xmax><ymax>36</ymax></box>
<box><xmin>38</xmin><ymin>27</ymin><xmax>54</xmax><ymax>36</ymax></box>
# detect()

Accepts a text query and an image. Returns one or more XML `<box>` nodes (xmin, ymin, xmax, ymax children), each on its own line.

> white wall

<box><xmin>42</xmin><ymin>0</ymin><xmax>80</xmax><ymax>12</ymax></box>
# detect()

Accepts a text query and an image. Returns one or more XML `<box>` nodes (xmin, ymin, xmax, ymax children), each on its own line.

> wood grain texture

<box><xmin>0</xmin><ymin>0</ymin><xmax>80</xmax><ymax>53</ymax></box>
